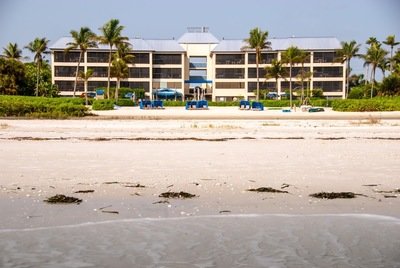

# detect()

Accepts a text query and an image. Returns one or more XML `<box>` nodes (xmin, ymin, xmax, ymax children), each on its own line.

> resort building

<box><xmin>50</xmin><ymin>27</ymin><xmax>346</xmax><ymax>100</ymax></box>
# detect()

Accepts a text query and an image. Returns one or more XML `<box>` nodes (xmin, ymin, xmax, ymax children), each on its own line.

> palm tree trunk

<box><xmin>300</xmin><ymin>63</ymin><xmax>304</xmax><ymax>104</ymax></box>
<box><xmin>84</xmin><ymin>79</ymin><xmax>88</xmax><ymax>106</ymax></box>
<box><xmin>371</xmin><ymin>67</ymin><xmax>376</xmax><ymax>99</ymax></box>
<box><xmin>73</xmin><ymin>51</ymin><xmax>83</xmax><ymax>98</ymax></box>
<box><xmin>115</xmin><ymin>78</ymin><xmax>120</xmax><ymax>101</ymax></box>
<box><xmin>36</xmin><ymin>63</ymin><xmax>40</xmax><ymax>97</ymax></box>
<box><xmin>107</xmin><ymin>46</ymin><xmax>112</xmax><ymax>99</ymax></box>
<box><xmin>346</xmin><ymin>60</ymin><xmax>350</xmax><ymax>98</ymax></box>
<box><xmin>390</xmin><ymin>46</ymin><xmax>393</xmax><ymax>73</ymax></box>
<box><xmin>256</xmin><ymin>49</ymin><xmax>260</xmax><ymax>102</ymax></box>
<box><xmin>289</xmin><ymin>63</ymin><xmax>292</xmax><ymax>108</ymax></box>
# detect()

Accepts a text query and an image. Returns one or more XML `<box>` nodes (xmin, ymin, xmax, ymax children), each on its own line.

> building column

<box><xmin>149</xmin><ymin>53</ymin><xmax>153</xmax><ymax>100</ymax></box>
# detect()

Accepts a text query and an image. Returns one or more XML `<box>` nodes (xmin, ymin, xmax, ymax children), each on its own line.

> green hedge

<box><xmin>0</xmin><ymin>95</ymin><xmax>87</xmax><ymax>118</ymax></box>
<box><xmin>115</xmin><ymin>99</ymin><xmax>135</xmax><ymax>106</ymax></box>
<box><xmin>92</xmin><ymin>99</ymin><xmax>115</xmax><ymax>110</ymax></box>
<box><xmin>332</xmin><ymin>98</ymin><xmax>400</xmax><ymax>111</ymax></box>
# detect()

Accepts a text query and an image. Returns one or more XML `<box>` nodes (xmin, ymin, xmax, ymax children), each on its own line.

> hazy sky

<box><xmin>1</xmin><ymin>0</ymin><xmax>399</xmax><ymax>75</ymax></box>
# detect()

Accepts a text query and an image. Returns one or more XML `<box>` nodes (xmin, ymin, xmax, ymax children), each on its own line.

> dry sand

<box><xmin>0</xmin><ymin>115</ymin><xmax>400</xmax><ymax>267</ymax></box>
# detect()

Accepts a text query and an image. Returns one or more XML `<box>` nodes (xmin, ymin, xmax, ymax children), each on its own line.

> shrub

<box><xmin>332</xmin><ymin>97</ymin><xmax>400</xmax><ymax>112</ymax></box>
<box><xmin>0</xmin><ymin>95</ymin><xmax>87</xmax><ymax>118</ymax></box>
<box><xmin>92</xmin><ymin>99</ymin><xmax>115</xmax><ymax>110</ymax></box>
<box><xmin>379</xmin><ymin>74</ymin><xmax>400</xmax><ymax>96</ymax></box>
<box><xmin>163</xmin><ymin>101</ymin><xmax>186</xmax><ymax>106</ymax></box>
<box><xmin>311</xmin><ymin>88</ymin><xmax>324</xmax><ymax>98</ymax></box>
<box><xmin>118</xmin><ymin>87</ymin><xmax>146</xmax><ymax>99</ymax></box>
<box><xmin>115</xmin><ymin>99</ymin><xmax>135</xmax><ymax>106</ymax></box>
<box><xmin>348</xmin><ymin>86</ymin><xmax>365</xmax><ymax>99</ymax></box>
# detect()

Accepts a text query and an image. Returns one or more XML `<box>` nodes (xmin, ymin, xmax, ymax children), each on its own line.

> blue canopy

<box><xmin>153</xmin><ymin>88</ymin><xmax>182</xmax><ymax>99</ymax></box>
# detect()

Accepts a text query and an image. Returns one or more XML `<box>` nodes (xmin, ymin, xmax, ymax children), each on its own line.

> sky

<box><xmin>1</xmin><ymin>0</ymin><xmax>399</xmax><ymax>76</ymax></box>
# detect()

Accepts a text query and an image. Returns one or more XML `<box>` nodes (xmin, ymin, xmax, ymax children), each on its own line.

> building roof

<box><xmin>212</xmin><ymin>37</ymin><xmax>341</xmax><ymax>52</ymax></box>
<box><xmin>144</xmin><ymin>39</ymin><xmax>185</xmax><ymax>52</ymax></box>
<box><xmin>50</xmin><ymin>37</ymin><xmax>184</xmax><ymax>52</ymax></box>
<box><xmin>178</xmin><ymin>32</ymin><xmax>219</xmax><ymax>44</ymax></box>
<box><xmin>50</xmin><ymin>34</ymin><xmax>341</xmax><ymax>53</ymax></box>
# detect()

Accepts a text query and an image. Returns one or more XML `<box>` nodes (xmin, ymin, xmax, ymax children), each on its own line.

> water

<box><xmin>1</xmin><ymin>214</ymin><xmax>399</xmax><ymax>268</ymax></box>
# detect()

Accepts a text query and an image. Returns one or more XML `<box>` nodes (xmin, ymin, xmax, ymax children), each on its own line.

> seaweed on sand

<box><xmin>309</xmin><ymin>192</ymin><xmax>356</xmax><ymax>199</ymax></box>
<box><xmin>44</xmin><ymin>194</ymin><xmax>82</xmax><ymax>204</ymax></box>
<box><xmin>247</xmin><ymin>187</ymin><xmax>288</xmax><ymax>193</ymax></box>
<box><xmin>159</xmin><ymin>191</ymin><xmax>197</xmax><ymax>199</ymax></box>
<box><xmin>74</xmin><ymin>190</ymin><xmax>94</xmax><ymax>193</ymax></box>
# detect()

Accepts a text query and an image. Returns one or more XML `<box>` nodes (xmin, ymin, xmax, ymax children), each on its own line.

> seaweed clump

<box><xmin>309</xmin><ymin>192</ymin><xmax>356</xmax><ymax>199</ymax></box>
<box><xmin>159</xmin><ymin>191</ymin><xmax>196</xmax><ymax>199</ymax></box>
<box><xmin>248</xmin><ymin>187</ymin><xmax>288</xmax><ymax>193</ymax></box>
<box><xmin>44</xmin><ymin>194</ymin><xmax>82</xmax><ymax>204</ymax></box>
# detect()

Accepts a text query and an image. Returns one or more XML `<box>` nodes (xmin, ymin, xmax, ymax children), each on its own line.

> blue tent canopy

<box><xmin>153</xmin><ymin>88</ymin><xmax>182</xmax><ymax>99</ymax></box>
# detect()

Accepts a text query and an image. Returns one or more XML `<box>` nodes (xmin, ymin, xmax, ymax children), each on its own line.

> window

<box><xmin>190</xmin><ymin>56</ymin><xmax>207</xmax><ymax>68</ymax></box>
<box><xmin>55</xmin><ymin>66</ymin><xmax>83</xmax><ymax>77</ymax></box>
<box><xmin>131</xmin><ymin>53</ymin><xmax>149</xmax><ymax>64</ymax></box>
<box><xmin>120</xmin><ymin>81</ymin><xmax>150</xmax><ymax>92</ymax></box>
<box><xmin>189</xmin><ymin>69</ymin><xmax>207</xmax><ymax>81</ymax></box>
<box><xmin>216</xmin><ymin>68</ymin><xmax>245</xmax><ymax>79</ymax></box>
<box><xmin>87</xmin><ymin>52</ymin><xmax>109</xmax><ymax>63</ymax></box>
<box><xmin>313</xmin><ymin>81</ymin><xmax>342</xmax><ymax>92</ymax></box>
<box><xmin>215</xmin><ymin>82</ymin><xmax>245</xmax><ymax>89</ymax></box>
<box><xmin>88</xmin><ymin>67</ymin><xmax>108</xmax><ymax>77</ymax></box>
<box><xmin>153</xmin><ymin>82</ymin><xmax>182</xmax><ymax>89</ymax></box>
<box><xmin>88</xmin><ymin>81</ymin><xmax>116</xmax><ymax>91</ymax></box>
<box><xmin>283</xmin><ymin>67</ymin><xmax>310</xmax><ymax>77</ymax></box>
<box><xmin>248</xmin><ymin>53</ymin><xmax>277</xmax><ymax>64</ymax></box>
<box><xmin>313</xmin><ymin>67</ymin><xmax>343</xmax><ymax>77</ymax></box>
<box><xmin>153</xmin><ymin>54</ymin><xmax>182</xmax><ymax>65</ymax></box>
<box><xmin>54</xmin><ymin>51</ymin><xmax>82</xmax><ymax>62</ymax></box>
<box><xmin>313</xmin><ymin>52</ymin><xmax>338</xmax><ymax>63</ymax></box>
<box><xmin>281</xmin><ymin>81</ymin><xmax>308</xmax><ymax>90</ymax></box>
<box><xmin>216</xmin><ymin>54</ymin><xmax>245</xmax><ymax>65</ymax></box>
<box><xmin>247</xmin><ymin>82</ymin><xmax>276</xmax><ymax>92</ymax></box>
<box><xmin>54</xmin><ymin>80</ymin><xmax>83</xmax><ymax>91</ymax></box>
<box><xmin>248</xmin><ymin>68</ymin><xmax>267</xmax><ymax>78</ymax></box>
<box><xmin>153</xmin><ymin>68</ymin><xmax>181</xmax><ymax>79</ymax></box>
<box><xmin>128</xmin><ymin>67</ymin><xmax>150</xmax><ymax>78</ymax></box>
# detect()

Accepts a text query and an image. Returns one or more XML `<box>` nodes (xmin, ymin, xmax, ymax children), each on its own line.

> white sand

<box><xmin>0</xmin><ymin>118</ymin><xmax>400</xmax><ymax>267</ymax></box>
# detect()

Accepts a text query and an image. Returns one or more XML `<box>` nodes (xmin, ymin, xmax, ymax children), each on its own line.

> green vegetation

<box><xmin>332</xmin><ymin>97</ymin><xmax>400</xmax><ymax>111</ymax></box>
<box><xmin>115</xmin><ymin>99</ymin><xmax>134</xmax><ymax>106</ymax></box>
<box><xmin>0</xmin><ymin>95</ymin><xmax>87</xmax><ymax>118</ymax></box>
<box><xmin>244</xmin><ymin>27</ymin><xmax>270</xmax><ymax>101</ymax></box>
<box><xmin>92</xmin><ymin>99</ymin><xmax>115</xmax><ymax>110</ymax></box>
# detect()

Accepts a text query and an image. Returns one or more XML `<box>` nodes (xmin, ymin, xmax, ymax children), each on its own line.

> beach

<box><xmin>1</xmin><ymin>109</ymin><xmax>400</xmax><ymax>267</ymax></box>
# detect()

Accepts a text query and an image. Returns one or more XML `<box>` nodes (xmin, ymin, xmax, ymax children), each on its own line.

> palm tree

<box><xmin>363</xmin><ymin>45</ymin><xmax>388</xmax><ymax>98</ymax></box>
<box><xmin>383</xmin><ymin>35</ymin><xmax>400</xmax><ymax>73</ymax></box>
<box><xmin>98</xmin><ymin>19</ymin><xmax>129</xmax><ymax>99</ymax></box>
<box><xmin>78</xmin><ymin>69</ymin><xmax>93</xmax><ymax>105</ymax></box>
<box><xmin>111</xmin><ymin>43</ymin><xmax>133</xmax><ymax>100</ymax></box>
<box><xmin>243</xmin><ymin>27</ymin><xmax>271</xmax><ymax>101</ymax></box>
<box><xmin>281</xmin><ymin>46</ymin><xmax>301</xmax><ymax>108</ymax></box>
<box><xmin>2</xmin><ymin>43</ymin><xmax>22</xmax><ymax>60</ymax></box>
<box><xmin>65</xmin><ymin>27</ymin><xmax>97</xmax><ymax>97</ymax></box>
<box><xmin>25</xmin><ymin>37</ymin><xmax>50</xmax><ymax>96</ymax></box>
<box><xmin>337</xmin><ymin>40</ymin><xmax>361</xmax><ymax>98</ymax></box>
<box><xmin>296</xmin><ymin>50</ymin><xmax>311</xmax><ymax>103</ymax></box>
<box><xmin>265</xmin><ymin>59</ymin><xmax>286</xmax><ymax>93</ymax></box>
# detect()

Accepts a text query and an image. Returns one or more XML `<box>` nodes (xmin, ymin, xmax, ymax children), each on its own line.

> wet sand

<box><xmin>0</xmin><ymin>118</ymin><xmax>399</xmax><ymax>267</ymax></box>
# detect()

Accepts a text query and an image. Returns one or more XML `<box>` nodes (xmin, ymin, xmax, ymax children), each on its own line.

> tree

<box><xmin>265</xmin><ymin>59</ymin><xmax>286</xmax><ymax>93</ymax></box>
<box><xmin>23</xmin><ymin>61</ymin><xmax>53</xmax><ymax>96</ymax></box>
<box><xmin>111</xmin><ymin>43</ymin><xmax>133</xmax><ymax>100</ymax></box>
<box><xmin>98</xmin><ymin>19</ymin><xmax>129</xmax><ymax>99</ymax></box>
<box><xmin>383</xmin><ymin>35</ymin><xmax>400</xmax><ymax>73</ymax></box>
<box><xmin>0</xmin><ymin>57</ymin><xmax>26</xmax><ymax>94</ymax></box>
<box><xmin>78</xmin><ymin>69</ymin><xmax>94</xmax><ymax>105</ymax></box>
<box><xmin>337</xmin><ymin>40</ymin><xmax>361</xmax><ymax>98</ymax></box>
<box><xmin>363</xmin><ymin>45</ymin><xmax>388</xmax><ymax>98</ymax></box>
<box><xmin>2</xmin><ymin>43</ymin><xmax>23</xmax><ymax>60</ymax></box>
<box><xmin>243</xmin><ymin>27</ymin><xmax>270</xmax><ymax>101</ymax></box>
<box><xmin>25</xmin><ymin>37</ymin><xmax>49</xmax><ymax>96</ymax></box>
<box><xmin>296</xmin><ymin>50</ymin><xmax>311</xmax><ymax>103</ymax></box>
<box><xmin>66</xmin><ymin>27</ymin><xmax>97</xmax><ymax>97</ymax></box>
<box><xmin>281</xmin><ymin>46</ymin><xmax>301</xmax><ymax>108</ymax></box>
